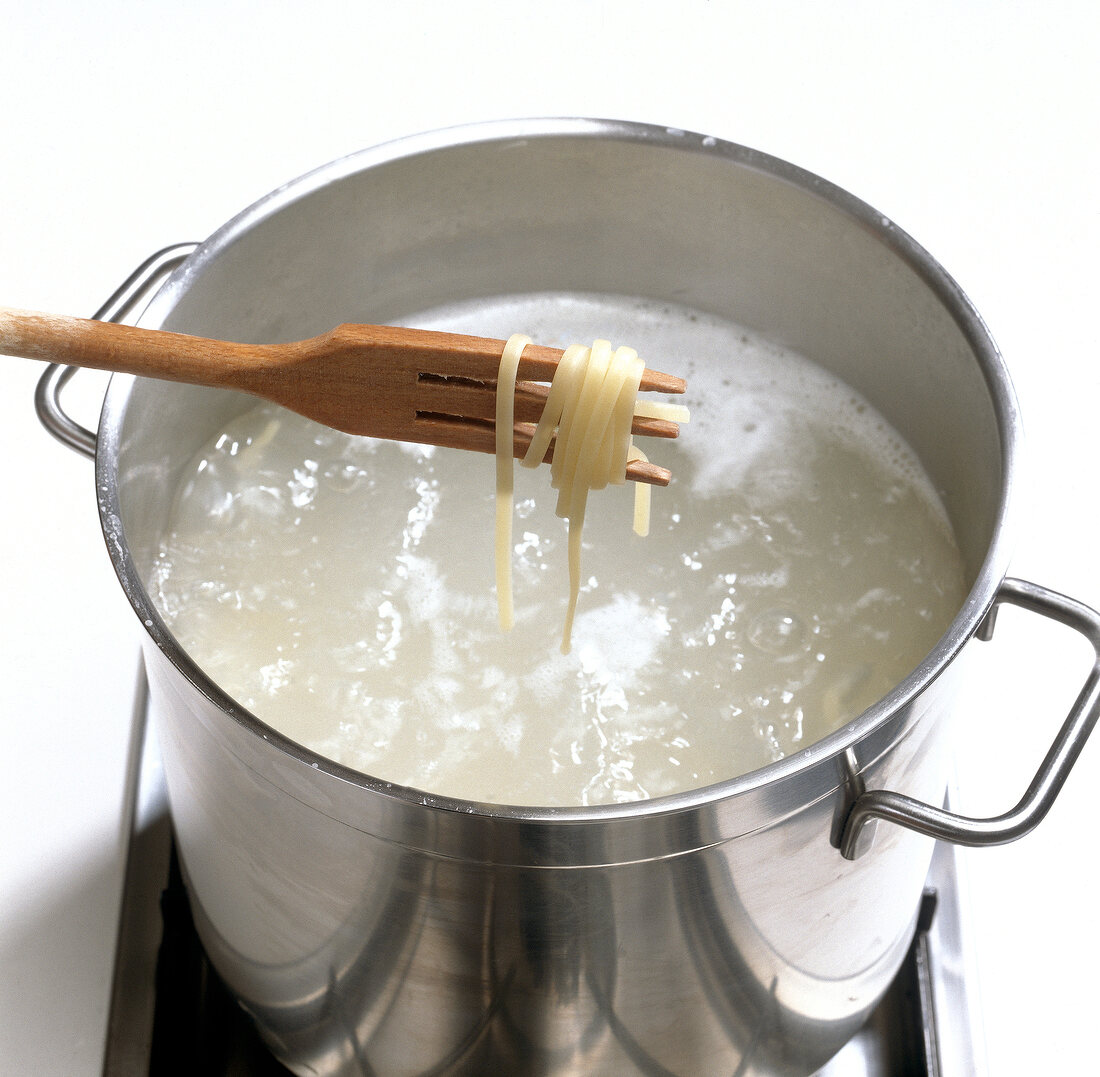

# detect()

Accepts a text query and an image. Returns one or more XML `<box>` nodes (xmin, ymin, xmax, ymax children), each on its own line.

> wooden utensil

<box><xmin>1</xmin><ymin>309</ymin><xmax>685</xmax><ymax>485</ymax></box>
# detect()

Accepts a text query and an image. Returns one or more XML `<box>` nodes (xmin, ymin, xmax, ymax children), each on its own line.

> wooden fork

<box><xmin>1</xmin><ymin>309</ymin><xmax>685</xmax><ymax>486</ymax></box>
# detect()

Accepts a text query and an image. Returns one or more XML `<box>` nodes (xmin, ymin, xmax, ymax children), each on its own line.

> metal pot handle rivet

<box><xmin>840</xmin><ymin>577</ymin><xmax>1100</xmax><ymax>859</ymax></box>
<box><xmin>35</xmin><ymin>243</ymin><xmax>198</xmax><ymax>457</ymax></box>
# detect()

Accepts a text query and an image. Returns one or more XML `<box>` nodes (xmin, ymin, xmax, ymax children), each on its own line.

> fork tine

<box><xmin>414</xmin><ymin>378</ymin><xmax>681</xmax><ymax>439</ymax></box>
<box><xmin>511</xmin><ymin>347</ymin><xmax>686</xmax><ymax>396</ymax></box>
<box><xmin>410</xmin><ymin>415</ymin><xmax>672</xmax><ymax>486</ymax></box>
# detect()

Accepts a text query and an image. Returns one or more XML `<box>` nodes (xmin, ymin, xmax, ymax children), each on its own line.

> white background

<box><xmin>2</xmin><ymin>2</ymin><xmax>1099</xmax><ymax>1074</ymax></box>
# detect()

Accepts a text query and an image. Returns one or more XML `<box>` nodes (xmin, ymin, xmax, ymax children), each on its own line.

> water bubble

<box><xmin>748</xmin><ymin>610</ymin><xmax>806</xmax><ymax>658</ymax></box>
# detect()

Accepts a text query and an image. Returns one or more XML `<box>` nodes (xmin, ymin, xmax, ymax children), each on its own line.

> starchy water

<box><xmin>149</xmin><ymin>294</ymin><xmax>967</xmax><ymax>805</ymax></box>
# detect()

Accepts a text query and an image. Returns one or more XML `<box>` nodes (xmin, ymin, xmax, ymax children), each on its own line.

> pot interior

<box><xmin>103</xmin><ymin>121</ymin><xmax>1015</xmax><ymax>780</ymax></box>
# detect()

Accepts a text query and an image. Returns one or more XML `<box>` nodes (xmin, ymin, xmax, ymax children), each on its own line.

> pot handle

<box><xmin>35</xmin><ymin>242</ymin><xmax>198</xmax><ymax>458</ymax></box>
<box><xmin>840</xmin><ymin>577</ymin><xmax>1100</xmax><ymax>859</ymax></box>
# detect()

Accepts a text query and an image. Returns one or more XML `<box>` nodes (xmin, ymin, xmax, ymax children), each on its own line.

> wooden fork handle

<box><xmin>0</xmin><ymin>307</ymin><xmax>264</xmax><ymax>388</ymax></box>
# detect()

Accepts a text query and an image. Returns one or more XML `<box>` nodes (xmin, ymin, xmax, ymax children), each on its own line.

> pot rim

<box><xmin>100</xmin><ymin>117</ymin><xmax>1020</xmax><ymax>823</ymax></box>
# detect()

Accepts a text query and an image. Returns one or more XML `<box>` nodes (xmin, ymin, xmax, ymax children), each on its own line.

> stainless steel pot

<box><xmin>39</xmin><ymin>119</ymin><xmax>1100</xmax><ymax>1076</ymax></box>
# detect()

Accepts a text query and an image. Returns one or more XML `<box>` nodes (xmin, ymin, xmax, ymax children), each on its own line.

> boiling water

<box><xmin>149</xmin><ymin>294</ymin><xmax>967</xmax><ymax>806</ymax></box>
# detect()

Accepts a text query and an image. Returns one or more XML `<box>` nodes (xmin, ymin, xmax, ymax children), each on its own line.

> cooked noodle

<box><xmin>496</xmin><ymin>335</ymin><xmax>684</xmax><ymax>652</ymax></box>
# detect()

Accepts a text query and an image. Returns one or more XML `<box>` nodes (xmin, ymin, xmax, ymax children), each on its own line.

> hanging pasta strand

<box><xmin>496</xmin><ymin>335</ymin><xmax>687</xmax><ymax>653</ymax></box>
<box><xmin>494</xmin><ymin>333</ymin><xmax>530</xmax><ymax>631</ymax></box>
